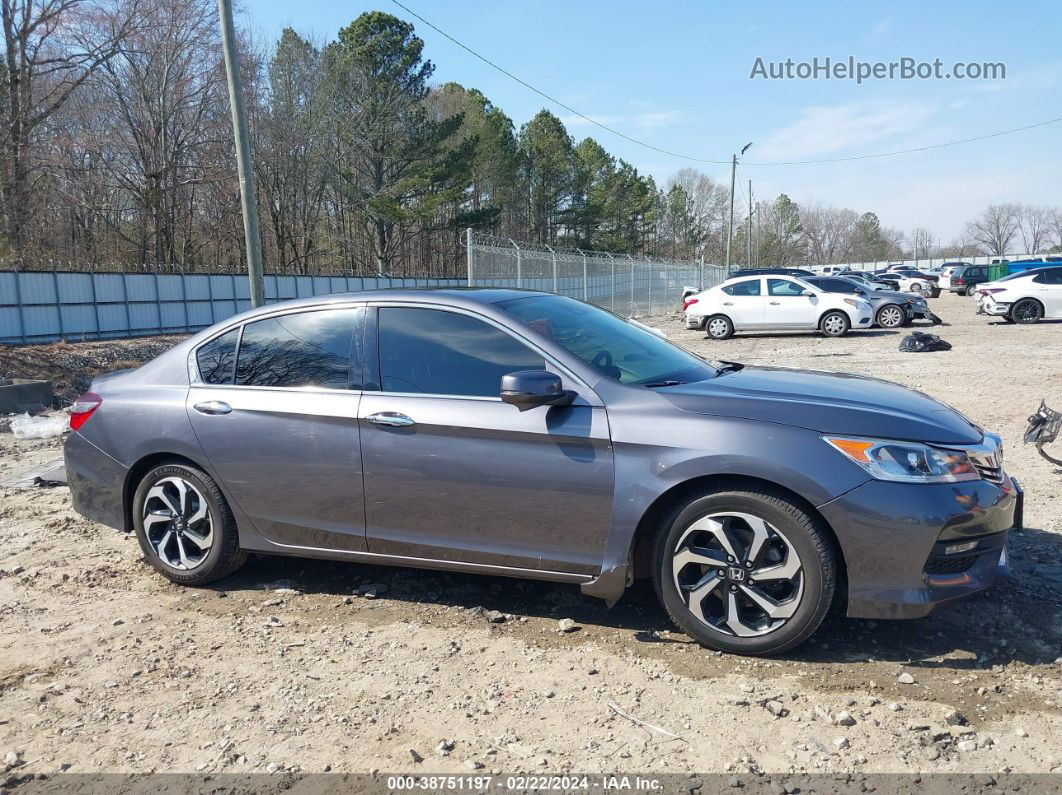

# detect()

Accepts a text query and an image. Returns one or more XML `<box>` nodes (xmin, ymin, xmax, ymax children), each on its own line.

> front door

<box><xmin>764</xmin><ymin>278</ymin><xmax>819</xmax><ymax>328</ymax></box>
<box><xmin>187</xmin><ymin>306</ymin><xmax>367</xmax><ymax>551</ymax></box>
<box><xmin>359</xmin><ymin>305</ymin><xmax>614</xmax><ymax>575</ymax></box>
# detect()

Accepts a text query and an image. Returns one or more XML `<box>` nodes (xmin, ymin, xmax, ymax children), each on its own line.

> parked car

<box><xmin>937</xmin><ymin>263</ymin><xmax>968</xmax><ymax>290</ymax></box>
<box><xmin>815</xmin><ymin>265</ymin><xmax>851</xmax><ymax>276</ymax></box>
<box><xmin>803</xmin><ymin>276</ymin><xmax>927</xmax><ymax>328</ymax></box>
<box><xmin>685</xmin><ymin>276</ymin><xmax>873</xmax><ymax>338</ymax></box>
<box><xmin>729</xmin><ymin>267</ymin><xmax>816</xmax><ymax>278</ymax></box>
<box><xmin>949</xmin><ymin>264</ymin><xmax>991</xmax><ymax>295</ymax></box>
<box><xmin>63</xmin><ymin>288</ymin><xmax>1020</xmax><ymax>656</ymax></box>
<box><xmin>840</xmin><ymin>272</ymin><xmax>894</xmax><ymax>292</ymax></box>
<box><xmin>976</xmin><ymin>266</ymin><xmax>1062</xmax><ymax>323</ymax></box>
<box><xmin>874</xmin><ymin>272</ymin><xmax>936</xmax><ymax>296</ymax></box>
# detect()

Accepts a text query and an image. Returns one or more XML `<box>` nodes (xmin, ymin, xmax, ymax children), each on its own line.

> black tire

<box><xmin>132</xmin><ymin>462</ymin><xmax>247</xmax><ymax>585</ymax></box>
<box><xmin>705</xmin><ymin>314</ymin><xmax>734</xmax><ymax>340</ymax></box>
<box><xmin>651</xmin><ymin>483</ymin><xmax>836</xmax><ymax>656</ymax></box>
<box><xmin>965</xmin><ymin>283</ymin><xmax>977</xmax><ymax>296</ymax></box>
<box><xmin>875</xmin><ymin>304</ymin><xmax>905</xmax><ymax>329</ymax></box>
<box><xmin>910</xmin><ymin>282</ymin><xmax>923</xmax><ymax>294</ymax></box>
<box><xmin>819</xmin><ymin>310</ymin><xmax>850</xmax><ymax>337</ymax></box>
<box><xmin>1011</xmin><ymin>298</ymin><xmax>1043</xmax><ymax>324</ymax></box>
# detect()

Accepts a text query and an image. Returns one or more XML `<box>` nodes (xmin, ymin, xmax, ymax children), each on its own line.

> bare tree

<box><xmin>801</xmin><ymin>203</ymin><xmax>857</xmax><ymax>265</ymax></box>
<box><xmin>0</xmin><ymin>0</ymin><xmax>137</xmax><ymax>256</ymax></box>
<box><xmin>1017</xmin><ymin>204</ymin><xmax>1052</xmax><ymax>254</ymax></box>
<box><xmin>966</xmin><ymin>203</ymin><xmax>1020</xmax><ymax>256</ymax></box>
<box><xmin>908</xmin><ymin>227</ymin><xmax>934</xmax><ymax>260</ymax></box>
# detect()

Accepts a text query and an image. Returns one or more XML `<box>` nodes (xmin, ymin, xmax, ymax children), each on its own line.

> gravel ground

<box><xmin>1</xmin><ymin>292</ymin><xmax>1060</xmax><ymax>781</ymax></box>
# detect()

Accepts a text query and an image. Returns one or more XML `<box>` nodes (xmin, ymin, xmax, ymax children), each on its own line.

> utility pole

<box><xmin>724</xmin><ymin>143</ymin><xmax>752</xmax><ymax>273</ymax></box>
<box><xmin>747</xmin><ymin>180</ymin><xmax>753</xmax><ymax>268</ymax></box>
<box><xmin>218</xmin><ymin>0</ymin><xmax>264</xmax><ymax>307</ymax></box>
<box><xmin>724</xmin><ymin>154</ymin><xmax>737</xmax><ymax>272</ymax></box>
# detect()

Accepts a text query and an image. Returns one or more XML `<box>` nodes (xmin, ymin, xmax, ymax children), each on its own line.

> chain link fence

<box><xmin>465</xmin><ymin>231</ymin><xmax>726</xmax><ymax>317</ymax></box>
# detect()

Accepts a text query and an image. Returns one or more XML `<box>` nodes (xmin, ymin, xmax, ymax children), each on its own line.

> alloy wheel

<box><xmin>1013</xmin><ymin>299</ymin><xmax>1042</xmax><ymax>324</ymax></box>
<box><xmin>671</xmin><ymin>512</ymin><xmax>804</xmax><ymax>638</ymax></box>
<box><xmin>910</xmin><ymin>283</ymin><xmax>923</xmax><ymax>293</ymax></box>
<box><xmin>878</xmin><ymin>305</ymin><xmax>904</xmax><ymax>328</ymax></box>
<box><xmin>142</xmin><ymin>476</ymin><xmax>214</xmax><ymax>570</ymax></box>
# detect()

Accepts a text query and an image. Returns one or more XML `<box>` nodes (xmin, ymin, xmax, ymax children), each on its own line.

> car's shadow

<box><xmin>214</xmin><ymin>525</ymin><xmax>1062</xmax><ymax>668</ymax></box>
<box><xmin>987</xmin><ymin>318</ymin><xmax>1062</xmax><ymax>326</ymax></box>
<box><xmin>724</xmin><ymin>329</ymin><xmax>900</xmax><ymax>341</ymax></box>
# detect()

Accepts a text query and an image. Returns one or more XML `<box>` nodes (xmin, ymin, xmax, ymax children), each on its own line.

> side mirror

<box><xmin>801</xmin><ymin>289</ymin><xmax>815</xmax><ymax>296</ymax></box>
<box><xmin>500</xmin><ymin>370</ymin><xmax>576</xmax><ymax>412</ymax></box>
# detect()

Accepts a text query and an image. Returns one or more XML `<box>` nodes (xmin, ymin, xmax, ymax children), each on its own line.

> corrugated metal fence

<box><xmin>0</xmin><ymin>271</ymin><xmax>464</xmax><ymax>344</ymax></box>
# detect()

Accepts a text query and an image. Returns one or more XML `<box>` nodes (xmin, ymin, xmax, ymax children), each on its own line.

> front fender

<box><xmin>582</xmin><ymin>406</ymin><xmax>869</xmax><ymax>602</ymax></box>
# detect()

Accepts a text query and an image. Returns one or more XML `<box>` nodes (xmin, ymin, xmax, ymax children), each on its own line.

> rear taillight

<box><xmin>683</xmin><ymin>297</ymin><xmax>700</xmax><ymax>310</ymax></box>
<box><xmin>981</xmin><ymin>288</ymin><xmax>1006</xmax><ymax>295</ymax></box>
<box><xmin>69</xmin><ymin>392</ymin><xmax>102</xmax><ymax>431</ymax></box>
<box><xmin>954</xmin><ymin>277</ymin><xmax>964</xmax><ymax>285</ymax></box>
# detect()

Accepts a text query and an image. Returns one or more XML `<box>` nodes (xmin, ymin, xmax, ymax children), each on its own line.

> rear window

<box><xmin>196</xmin><ymin>328</ymin><xmax>239</xmax><ymax>385</ymax></box>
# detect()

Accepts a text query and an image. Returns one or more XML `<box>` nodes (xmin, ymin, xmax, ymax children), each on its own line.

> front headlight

<box><xmin>824</xmin><ymin>436</ymin><xmax>979</xmax><ymax>483</ymax></box>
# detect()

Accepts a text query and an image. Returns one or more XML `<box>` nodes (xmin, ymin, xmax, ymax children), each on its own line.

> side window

<box><xmin>827</xmin><ymin>279</ymin><xmax>857</xmax><ymax>294</ymax></box>
<box><xmin>235</xmin><ymin>308</ymin><xmax>359</xmax><ymax>389</ymax></box>
<box><xmin>1035</xmin><ymin>268</ymin><xmax>1062</xmax><ymax>285</ymax></box>
<box><xmin>196</xmin><ymin>328</ymin><xmax>239</xmax><ymax>385</ymax></box>
<box><xmin>767</xmin><ymin>279</ymin><xmax>806</xmax><ymax>297</ymax></box>
<box><xmin>378</xmin><ymin>308</ymin><xmax>546</xmax><ymax>397</ymax></box>
<box><xmin>722</xmin><ymin>279</ymin><xmax>761</xmax><ymax>296</ymax></box>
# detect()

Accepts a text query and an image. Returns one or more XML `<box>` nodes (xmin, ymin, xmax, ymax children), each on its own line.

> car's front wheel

<box><xmin>819</xmin><ymin>310</ymin><xmax>850</xmax><ymax>337</ymax></box>
<box><xmin>132</xmin><ymin>462</ymin><xmax>246</xmax><ymax>585</ymax></box>
<box><xmin>876</xmin><ymin>304</ymin><xmax>905</xmax><ymax>329</ymax></box>
<box><xmin>652</xmin><ymin>484</ymin><xmax>836</xmax><ymax>655</ymax></box>
<box><xmin>705</xmin><ymin>315</ymin><xmax>734</xmax><ymax>340</ymax></box>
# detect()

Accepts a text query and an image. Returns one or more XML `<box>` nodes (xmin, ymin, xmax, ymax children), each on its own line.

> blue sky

<box><xmin>247</xmin><ymin>0</ymin><xmax>1061</xmax><ymax>243</ymax></box>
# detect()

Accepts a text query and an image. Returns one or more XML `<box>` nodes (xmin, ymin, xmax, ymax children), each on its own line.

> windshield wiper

<box><xmin>714</xmin><ymin>361</ymin><xmax>744</xmax><ymax>376</ymax></box>
<box><xmin>641</xmin><ymin>379</ymin><xmax>686</xmax><ymax>388</ymax></box>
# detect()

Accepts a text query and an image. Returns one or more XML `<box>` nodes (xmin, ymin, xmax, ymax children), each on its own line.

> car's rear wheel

<box><xmin>1011</xmin><ymin>298</ymin><xmax>1043</xmax><ymax>324</ymax></box>
<box><xmin>876</xmin><ymin>304</ymin><xmax>905</xmax><ymax>329</ymax></box>
<box><xmin>705</xmin><ymin>315</ymin><xmax>734</xmax><ymax>340</ymax></box>
<box><xmin>652</xmin><ymin>485</ymin><xmax>836</xmax><ymax>655</ymax></box>
<box><xmin>819</xmin><ymin>310</ymin><xmax>850</xmax><ymax>337</ymax></box>
<box><xmin>132</xmin><ymin>462</ymin><xmax>246</xmax><ymax>585</ymax></box>
<box><xmin>965</xmin><ymin>284</ymin><xmax>977</xmax><ymax>296</ymax></box>
<box><xmin>910</xmin><ymin>282</ymin><xmax>923</xmax><ymax>294</ymax></box>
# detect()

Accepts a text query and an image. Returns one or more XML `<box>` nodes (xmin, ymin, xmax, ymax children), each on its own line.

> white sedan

<box><xmin>976</xmin><ymin>266</ymin><xmax>1062</xmax><ymax>323</ymax></box>
<box><xmin>684</xmin><ymin>275</ymin><xmax>874</xmax><ymax>339</ymax></box>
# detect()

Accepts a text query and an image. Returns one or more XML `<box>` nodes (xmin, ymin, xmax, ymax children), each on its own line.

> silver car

<box><xmin>804</xmin><ymin>276</ymin><xmax>925</xmax><ymax>328</ymax></box>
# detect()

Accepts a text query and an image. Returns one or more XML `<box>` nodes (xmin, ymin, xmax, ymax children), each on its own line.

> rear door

<box><xmin>187</xmin><ymin>306</ymin><xmax>368</xmax><ymax>551</ymax></box>
<box><xmin>764</xmin><ymin>278</ymin><xmax>819</xmax><ymax>328</ymax></box>
<box><xmin>1034</xmin><ymin>268</ymin><xmax>1062</xmax><ymax>316</ymax></box>
<box><xmin>719</xmin><ymin>278</ymin><xmax>765</xmax><ymax>328</ymax></box>
<box><xmin>358</xmin><ymin>304</ymin><xmax>613</xmax><ymax>575</ymax></box>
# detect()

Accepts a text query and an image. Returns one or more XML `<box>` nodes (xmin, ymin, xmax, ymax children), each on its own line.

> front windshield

<box><xmin>497</xmin><ymin>295</ymin><xmax>717</xmax><ymax>386</ymax></box>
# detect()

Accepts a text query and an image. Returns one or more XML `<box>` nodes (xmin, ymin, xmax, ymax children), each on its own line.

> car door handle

<box><xmin>365</xmin><ymin>412</ymin><xmax>415</xmax><ymax>427</ymax></box>
<box><xmin>722</xmin><ymin>301</ymin><xmax>734</xmax><ymax>306</ymax></box>
<box><xmin>769</xmin><ymin>301</ymin><xmax>781</xmax><ymax>305</ymax></box>
<box><xmin>193</xmin><ymin>400</ymin><xmax>231</xmax><ymax>415</ymax></box>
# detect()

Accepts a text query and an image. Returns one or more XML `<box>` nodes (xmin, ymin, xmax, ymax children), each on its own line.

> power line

<box><xmin>391</xmin><ymin>0</ymin><xmax>1062</xmax><ymax>167</ymax></box>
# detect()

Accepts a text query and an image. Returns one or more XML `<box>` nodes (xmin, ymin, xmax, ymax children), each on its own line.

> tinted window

<box><xmin>767</xmin><ymin>279</ymin><xmax>806</xmax><ymax>296</ymax></box>
<box><xmin>378</xmin><ymin>308</ymin><xmax>545</xmax><ymax>397</ymax></box>
<box><xmin>498</xmin><ymin>295</ymin><xmax>716</xmax><ymax>386</ymax></box>
<box><xmin>722</xmin><ymin>279</ymin><xmax>761</xmax><ymax>296</ymax></box>
<box><xmin>196</xmin><ymin>328</ymin><xmax>239</xmax><ymax>385</ymax></box>
<box><xmin>1034</xmin><ymin>268</ymin><xmax>1062</xmax><ymax>285</ymax></box>
<box><xmin>235</xmin><ymin>309</ymin><xmax>358</xmax><ymax>389</ymax></box>
<box><xmin>825</xmin><ymin>278</ymin><xmax>858</xmax><ymax>294</ymax></box>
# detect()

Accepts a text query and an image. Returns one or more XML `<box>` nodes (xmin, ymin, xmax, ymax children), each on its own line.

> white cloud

<box><xmin>755</xmin><ymin>101</ymin><xmax>936</xmax><ymax>160</ymax></box>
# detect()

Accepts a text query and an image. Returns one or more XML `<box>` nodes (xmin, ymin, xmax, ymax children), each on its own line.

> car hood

<box><xmin>661</xmin><ymin>366</ymin><xmax>982</xmax><ymax>445</ymax></box>
<box><xmin>870</xmin><ymin>289</ymin><xmax>922</xmax><ymax>302</ymax></box>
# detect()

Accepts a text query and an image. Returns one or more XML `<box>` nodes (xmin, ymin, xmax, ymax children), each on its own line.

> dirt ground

<box><xmin>1</xmin><ymin>292</ymin><xmax>1061</xmax><ymax>782</ymax></box>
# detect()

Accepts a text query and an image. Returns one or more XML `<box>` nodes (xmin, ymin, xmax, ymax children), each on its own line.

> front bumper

<box><xmin>819</xmin><ymin>473</ymin><xmax>1020</xmax><ymax>619</ymax></box>
<box><xmin>64</xmin><ymin>431</ymin><xmax>129</xmax><ymax>531</ymax></box>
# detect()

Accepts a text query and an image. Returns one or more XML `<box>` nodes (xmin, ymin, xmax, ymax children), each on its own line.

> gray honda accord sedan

<box><xmin>64</xmin><ymin>289</ymin><xmax>1020</xmax><ymax>655</ymax></box>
